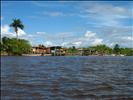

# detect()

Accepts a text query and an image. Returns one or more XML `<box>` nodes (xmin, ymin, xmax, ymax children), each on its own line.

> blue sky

<box><xmin>1</xmin><ymin>1</ymin><xmax>133</xmax><ymax>47</ymax></box>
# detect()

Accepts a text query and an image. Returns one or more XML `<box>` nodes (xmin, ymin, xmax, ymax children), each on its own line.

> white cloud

<box><xmin>121</xmin><ymin>36</ymin><xmax>133</xmax><ymax>41</ymax></box>
<box><xmin>99</xmin><ymin>25</ymin><xmax>133</xmax><ymax>47</ymax></box>
<box><xmin>91</xmin><ymin>38</ymin><xmax>103</xmax><ymax>45</ymax></box>
<box><xmin>61</xmin><ymin>42</ymin><xmax>68</xmax><ymax>47</ymax></box>
<box><xmin>59</xmin><ymin>30</ymin><xmax>103</xmax><ymax>47</ymax></box>
<box><xmin>1</xmin><ymin>24</ymin><xmax>26</xmax><ymax>37</ymax></box>
<box><xmin>1</xmin><ymin>24</ymin><xmax>132</xmax><ymax>48</ymax></box>
<box><xmin>103</xmin><ymin>33</ymin><xmax>133</xmax><ymax>48</ymax></box>
<box><xmin>1</xmin><ymin>25</ymin><xmax>16</xmax><ymax>37</ymax></box>
<box><xmin>1</xmin><ymin>25</ymin><xmax>10</xmax><ymax>33</ymax></box>
<box><xmin>72</xmin><ymin>41</ymin><xmax>82</xmax><ymax>47</ymax></box>
<box><xmin>86</xmin><ymin>4</ymin><xmax>131</xmax><ymax>18</ymax></box>
<box><xmin>79</xmin><ymin>2</ymin><xmax>132</xmax><ymax>27</ymax></box>
<box><xmin>36</xmin><ymin>32</ymin><xmax>46</xmax><ymax>35</ymax></box>
<box><xmin>84</xmin><ymin>30</ymin><xmax>103</xmax><ymax>46</ymax></box>
<box><xmin>84</xmin><ymin>31</ymin><xmax>96</xmax><ymax>38</ymax></box>
<box><xmin>17</xmin><ymin>28</ymin><xmax>26</xmax><ymax>36</ymax></box>
<box><xmin>44</xmin><ymin>41</ymin><xmax>53</xmax><ymax>46</ymax></box>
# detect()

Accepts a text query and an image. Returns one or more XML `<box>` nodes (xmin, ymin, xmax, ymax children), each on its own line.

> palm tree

<box><xmin>113</xmin><ymin>44</ymin><xmax>120</xmax><ymax>55</ymax></box>
<box><xmin>10</xmin><ymin>18</ymin><xmax>24</xmax><ymax>39</ymax></box>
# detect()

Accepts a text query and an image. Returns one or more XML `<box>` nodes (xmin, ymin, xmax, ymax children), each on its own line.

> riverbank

<box><xmin>22</xmin><ymin>54</ymin><xmax>52</xmax><ymax>56</ymax></box>
<box><xmin>1</xmin><ymin>54</ymin><xmax>129</xmax><ymax>57</ymax></box>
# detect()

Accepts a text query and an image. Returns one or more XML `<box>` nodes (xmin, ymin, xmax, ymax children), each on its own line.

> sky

<box><xmin>1</xmin><ymin>1</ymin><xmax>133</xmax><ymax>48</ymax></box>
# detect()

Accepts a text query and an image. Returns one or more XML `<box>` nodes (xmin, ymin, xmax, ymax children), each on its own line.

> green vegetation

<box><xmin>0</xmin><ymin>19</ymin><xmax>31</xmax><ymax>56</ymax></box>
<box><xmin>82</xmin><ymin>44</ymin><xmax>133</xmax><ymax>56</ymax></box>
<box><xmin>66</xmin><ymin>46</ymin><xmax>79</xmax><ymax>55</ymax></box>
<box><xmin>1</xmin><ymin>38</ymin><xmax>132</xmax><ymax>56</ymax></box>
<box><xmin>113</xmin><ymin>44</ymin><xmax>120</xmax><ymax>55</ymax></box>
<box><xmin>10</xmin><ymin>18</ymin><xmax>24</xmax><ymax>39</ymax></box>
<box><xmin>0</xmin><ymin>37</ymin><xmax>32</xmax><ymax>56</ymax></box>
<box><xmin>89</xmin><ymin>45</ymin><xmax>112</xmax><ymax>55</ymax></box>
<box><xmin>112</xmin><ymin>44</ymin><xmax>133</xmax><ymax>56</ymax></box>
<box><xmin>119</xmin><ymin>48</ymin><xmax>133</xmax><ymax>56</ymax></box>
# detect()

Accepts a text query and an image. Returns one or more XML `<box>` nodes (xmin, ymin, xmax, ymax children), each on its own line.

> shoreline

<box><xmin>22</xmin><ymin>54</ymin><xmax>52</xmax><ymax>56</ymax></box>
<box><xmin>1</xmin><ymin>54</ymin><xmax>132</xmax><ymax>57</ymax></box>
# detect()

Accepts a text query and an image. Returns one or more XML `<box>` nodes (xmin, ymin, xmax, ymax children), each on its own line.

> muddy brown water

<box><xmin>1</xmin><ymin>56</ymin><xmax>133</xmax><ymax>100</ymax></box>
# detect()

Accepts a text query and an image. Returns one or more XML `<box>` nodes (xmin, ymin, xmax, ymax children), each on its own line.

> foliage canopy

<box><xmin>1</xmin><ymin>37</ymin><xmax>32</xmax><ymax>55</ymax></box>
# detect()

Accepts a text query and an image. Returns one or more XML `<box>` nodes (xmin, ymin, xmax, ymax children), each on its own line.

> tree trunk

<box><xmin>15</xmin><ymin>27</ymin><xmax>18</xmax><ymax>40</ymax></box>
<box><xmin>16</xmin><ymin>33</ymin><xmax>18</xmax><ymax>40</ymax></box>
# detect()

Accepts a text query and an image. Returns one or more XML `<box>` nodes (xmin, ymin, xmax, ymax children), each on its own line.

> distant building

<box><xmin>46</xmin><ymin>47</ymin><xmax>51</xmax><ymax>54</ymax></box>
<box><xmin>32</xmin><ymin>46</ymin><xmax>47</xmax><ymax>55</ymax></box>
<box><xmin>50</xmin><ymin>46</ymin><xmax>66</xmax><ymax>56</ymax></box>
<box><xmin>32</xmin><ymin>46</ymin><xmax>66</xmax><ymax>56</ymax></box>
<box><xmin>77</xmin><ymin>49</ymin><xmax>98</xmax><ymax>56</ymax></box>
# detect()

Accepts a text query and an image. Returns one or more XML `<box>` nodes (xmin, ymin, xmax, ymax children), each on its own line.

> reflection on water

<box><xmin>1</xmin><ymin>56</ymin><xmax>133</xmax><ymax>100</ymax></box>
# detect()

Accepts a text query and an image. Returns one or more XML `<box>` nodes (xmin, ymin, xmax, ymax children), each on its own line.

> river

<box><xmin>1</xmin><ymin>56</ymin><xmax>133</xmax><ymax>100</ymax></box>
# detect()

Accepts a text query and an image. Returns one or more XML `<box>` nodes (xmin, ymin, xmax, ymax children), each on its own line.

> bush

<box><xmin>1</xmin><ymin>37</ymin><xmax>32</xmax><ymax>56</ymax></box>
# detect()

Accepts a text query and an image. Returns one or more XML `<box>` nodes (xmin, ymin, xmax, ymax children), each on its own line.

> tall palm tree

<box><xmin>10</xmin><ymin>18</ymin><xmax>24</xmax><ymax>39</ymax></box>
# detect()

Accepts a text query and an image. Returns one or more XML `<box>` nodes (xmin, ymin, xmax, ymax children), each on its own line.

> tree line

<box><xmin>82</xmin><ymin>44</ymin><xmax>133</xmax><ymax>56</ymax></box>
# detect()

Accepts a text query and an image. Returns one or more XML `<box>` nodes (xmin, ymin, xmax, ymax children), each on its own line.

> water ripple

<box><xmin>1</xmin><ymin>56</ymin><xmax>133</xmax><ymax>100</ymax></box>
